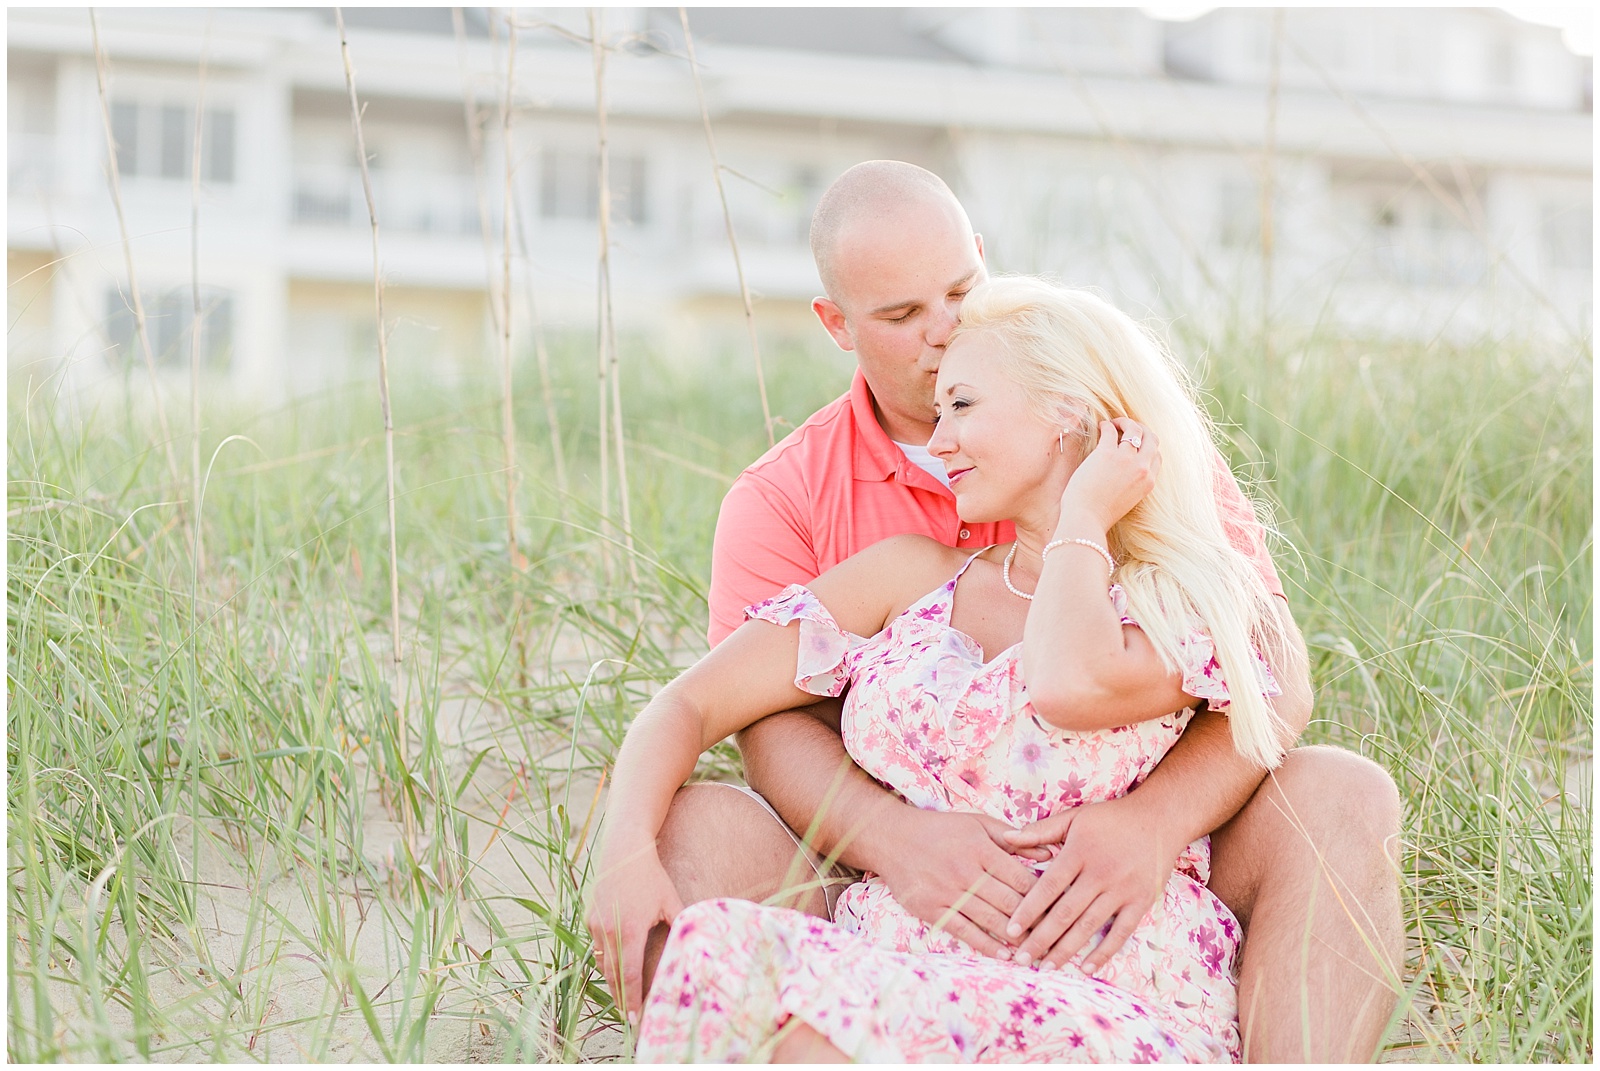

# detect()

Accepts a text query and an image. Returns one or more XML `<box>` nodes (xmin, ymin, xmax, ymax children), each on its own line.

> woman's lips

<box><xmin>947</xmin><ymin>467</ymin><xmax>972</xmax><ymax>486</ymax></box>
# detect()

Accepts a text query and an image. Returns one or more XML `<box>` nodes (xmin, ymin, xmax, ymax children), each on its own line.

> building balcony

<box><xmin>291</xmin><ymin>165</ymin><xmax>484</xmax><ymax>237</ymax></box>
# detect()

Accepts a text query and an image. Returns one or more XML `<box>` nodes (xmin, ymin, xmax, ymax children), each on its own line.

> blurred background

<box><xmin>7</xmin><ymin>6</ymin><xmax>1593</xmax><ymax>404</ymax></box>
<box><xmin>7</xmin><ymin>10</ymin><xmax>1593</xmax><ymax>1061</ymax></box>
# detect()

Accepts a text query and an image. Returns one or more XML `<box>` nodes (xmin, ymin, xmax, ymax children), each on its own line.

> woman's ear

<box><xmin>1053</xmin><ymin>399</ymin><xmax>1095</xmax><ymax>456</ymax></box>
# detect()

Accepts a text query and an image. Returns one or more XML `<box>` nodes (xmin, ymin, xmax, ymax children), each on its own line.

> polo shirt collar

<box><xmin>848</xmin><ymin>369</ymin><xmax>953</xmax><ymax>497</ymax></box>
<box><xmin>849</xmin><ymin>369</ymin><xmax>906</xmax><ymax>481</ymax></box>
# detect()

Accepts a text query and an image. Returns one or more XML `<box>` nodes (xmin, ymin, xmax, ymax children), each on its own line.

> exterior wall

<box><xmin>7</xmin><ymin>6</ymin><xmax>1591</xmax><ymax>407</ymax></box>
<box><xmin>7</xmin><ymin>249</ymin><xmax>57</xmax><ymax>370</ymax></box>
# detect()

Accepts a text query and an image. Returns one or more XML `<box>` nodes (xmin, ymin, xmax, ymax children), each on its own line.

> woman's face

<box><xmin>928</xmin><ymin>333</ymin><xmax>1080</xmax><ymax>524</ymax></box>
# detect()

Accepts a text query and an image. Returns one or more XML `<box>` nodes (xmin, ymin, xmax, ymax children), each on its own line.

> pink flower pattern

<box><xmin>636</xmin><ymin>556</ymin><xmax>1278</xmax><ymax>1063</ymax></box>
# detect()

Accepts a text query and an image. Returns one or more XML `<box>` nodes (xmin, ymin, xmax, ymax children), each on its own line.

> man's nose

<box><xmin>926</xmin><ymin>299</ymin><xmax>960</xmax><ymax>348</ymax></box>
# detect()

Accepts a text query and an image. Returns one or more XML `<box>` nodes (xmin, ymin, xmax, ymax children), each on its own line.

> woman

<box><xmin>587</xmin><ymin>277</ymin><xmax>1292</xmax><ymax>1062</ymax></box>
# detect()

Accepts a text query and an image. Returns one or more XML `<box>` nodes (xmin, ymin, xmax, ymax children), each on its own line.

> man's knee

<box><xmin>657</xmin><ymin>783</ymin><xmax>827</xmax><ymax>913</ymax></box>
<box><xmin>1266</xmin><ymin>745</ymin><xmax>1402</xmax><ymax>849</ymax></box>
<box><xmin>1212</xmin><ymin>745</ymin><xmax>1401</xmax><ymax>922</ymax></box>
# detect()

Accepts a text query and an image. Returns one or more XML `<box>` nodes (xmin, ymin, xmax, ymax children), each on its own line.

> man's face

<box><xmin>813</xmin><ymin>199</ymin><xmax>987</xmax><ymax>443</ymax></box>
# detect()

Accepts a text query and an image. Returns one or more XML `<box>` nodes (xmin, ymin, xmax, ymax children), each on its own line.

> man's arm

<box><xmin>1003</xmin><ymin>595</ymin><xmax>1313</xmax><ymax>970</ymax></box>
<box><xmin>710</xmin><ymin>475</ymin><xmax>1040</xmax><ymax>952</ymax></box>
<box><xmin>738</xmin><ymin>705</ymin><xmax>1042</xmax><ymax>957</ymax></box>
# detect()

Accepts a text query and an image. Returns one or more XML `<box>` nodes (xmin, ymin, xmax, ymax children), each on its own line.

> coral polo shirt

<box><xmin>707</xmin><ymin>369</ymin><xmax>1282</xmax><ymax>646</ymax></box>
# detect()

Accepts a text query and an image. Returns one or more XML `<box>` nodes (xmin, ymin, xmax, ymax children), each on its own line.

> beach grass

<box><xmin>6</xmin><ymin>324</ymin><xmax>1591</xmax><ymax>1061</ymax></box>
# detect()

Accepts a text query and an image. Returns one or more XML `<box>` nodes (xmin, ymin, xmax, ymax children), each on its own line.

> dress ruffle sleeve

<box><xmin>1109</xmin><ymin>584</ymin><xmax>1282</xmax><ymax>713</ymax></box>
<box><xmin>745</xmin><ymin>585</ymin><xmax>863</xmax><ymax>697</ymax></box>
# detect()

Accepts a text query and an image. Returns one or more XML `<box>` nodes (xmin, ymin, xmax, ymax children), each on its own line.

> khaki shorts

<box><xmin>702</xmin><ymin>782</ymin><xmax>863</xmax><ymax>917</ymax></box>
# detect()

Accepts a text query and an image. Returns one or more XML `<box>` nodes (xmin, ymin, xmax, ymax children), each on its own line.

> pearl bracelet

<box><xmin>1042</xmin><ymin>537</ymin><xmax>1116</xmax><ymax>578</ymax></box>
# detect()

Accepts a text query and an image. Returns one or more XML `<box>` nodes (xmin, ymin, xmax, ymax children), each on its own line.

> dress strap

<box><xmin>952</xmin><ymin>546</ymin><xmax>994</xmax><ymax>583</ymax></box>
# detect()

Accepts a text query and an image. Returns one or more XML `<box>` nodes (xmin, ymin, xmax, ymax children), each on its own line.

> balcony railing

<box><xmin>292</xmin><ymin>166</ymin><xmax>482</xmax><ymax>236</ymax></box>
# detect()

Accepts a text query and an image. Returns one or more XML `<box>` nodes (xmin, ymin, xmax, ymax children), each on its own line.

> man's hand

<box><xmin>585</xmin><ymin>841</ymin><xmax>684</xmax><ymax>1025</ymax></box>
<box><xmin>1000</xmin><ymin>792</ymin><xmax>1182</xmax><ymax>972</ymax></box>
<box><xmin>871</xmin><ymin>807</ymin><xmax>1047</xmax><ymax>957</ymax></box>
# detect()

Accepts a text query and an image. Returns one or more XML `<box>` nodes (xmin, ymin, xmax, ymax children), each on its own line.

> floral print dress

<box><xmin>634</xmin><ymin>552</ymin><xmax>1279</xmax><ymax>1063</ymax></box>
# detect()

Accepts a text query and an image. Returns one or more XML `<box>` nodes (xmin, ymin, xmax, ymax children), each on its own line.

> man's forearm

<box><xmin>1127</xmin><ymin>597</ymin><xmax>1314</xmax><ymax>848</ymax></box>
<box><xmin>736</xmin><ymin>704</ymin><xmax>913</xmax><ymax>874</ymax></box>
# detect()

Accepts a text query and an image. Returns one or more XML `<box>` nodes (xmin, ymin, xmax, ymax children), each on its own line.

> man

<box><xmin>639</xmin><ymin>161</ymin><xmax>1403</xmax><ymax>1061</ymax></box>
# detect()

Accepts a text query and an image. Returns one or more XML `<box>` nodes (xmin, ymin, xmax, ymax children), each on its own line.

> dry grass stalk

<box><xmin>498</xmin><ymin>12</ymin><xmax>524</xmax><ymax>568</ymax></box>
<box><xmin>460</xmin><ymin>9</ymin><xmax>569</xmax><ymax>515</ymax></box>
<box><xmin>456</xmin><ymin>6</ymin><xmax>505</xmax><ymax>333</ymax></box>
<box><xmin>89</xmin><ymin>9</ymin><xmax>181</xmax><ymax>491</ymax></box>
<box><xmin>678</xmin><ymin>7</ymin><xmax>775</xmax><ymax>449</ymax></box>
<box><xmin>187</xmin><ymin>16</ymin><xmax>212</xmax><ymax>579</ymax></box>
<box><xmin>514</xmin><ymin>181</ymin><xmax>571</xmax><ymax>512</ymax></box>
<box><xmin>590</xmin><ymin>9</ymin><xmax>639</xmax><ymax>589</ymax></box>
<box><xmin>335</xmin><ymin>7</ymin><xmax>413</xmax><ymax>851</ymax></box>
<box><xmin>1260</xmin><ymin>9</ymin><xmax>1284</xmax><ymax>370</ymax></box>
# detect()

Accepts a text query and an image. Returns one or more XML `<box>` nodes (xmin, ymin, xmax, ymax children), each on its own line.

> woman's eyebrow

<box><xmin>941</xmin><ymin>382</ymin><xmax>972</xmax><ymax>396</ymax></box>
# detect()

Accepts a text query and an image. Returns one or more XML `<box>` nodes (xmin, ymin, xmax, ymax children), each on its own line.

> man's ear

<box><xmin>812</xmin><ymin>297</ymin><xmax>856</xmax><ymax>353</ymax></box>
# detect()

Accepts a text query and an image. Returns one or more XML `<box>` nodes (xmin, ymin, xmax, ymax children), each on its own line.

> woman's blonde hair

<box><xmin>950</xmin><ymin>276</ymin><xmax>1292</xmax><ymax>768</ymax></box>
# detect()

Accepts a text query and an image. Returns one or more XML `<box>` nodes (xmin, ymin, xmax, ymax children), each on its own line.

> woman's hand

<box><xmin>871</xmin><ymin>807</ymin><xmax>1049</xmax><ymax>959</ymax></box>
<box><xmin>585</xmin><ymin>841</ymin><xmax>684</xmax><ymax>1026</ymax></box>
<box><xmin>1059</xmin><ymin>418</ymin><xmax>1161</xmax><ymax>534</ymax></box>
<box><xmin>999</xmin><ymin>794</ymin><xmax>1180</xmax><ymax>973</ymax></box>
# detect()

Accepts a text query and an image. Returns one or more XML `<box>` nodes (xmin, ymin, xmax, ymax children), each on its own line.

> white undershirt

<box><xmin>894</xmin><ymin>440</ymin><xmax>951</xmax><ymax>487</ymax></box>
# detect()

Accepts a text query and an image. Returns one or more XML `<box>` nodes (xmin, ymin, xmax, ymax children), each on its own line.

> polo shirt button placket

<box><xmin>958</xmin><ymin>528</ymin><xmax>970</xmax><ymax>541</ymax></box>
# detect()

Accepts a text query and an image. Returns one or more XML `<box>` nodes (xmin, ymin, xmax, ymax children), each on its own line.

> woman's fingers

<box><xmin>1080</xmin><ymin>905</ymin><xmax>1145</xmax><ymax>975</ymax></box>
<box><xmin>980</xmin><ymin>845</ymin><xmax>1041</xmax><ymax>902</ymax></box>
<box><xmin>620</xmin><ymin>924</ymin><xmax>647</xmax><ymax>1023</ymax></box>
<box><xmin>1002</xmin><ymin>810</ymin><xmax>1074</xmax><ymax>849</ymax></box>
<box><xmin>936</xmin><ymin>910</ymin><xmax>1009</xmax><ymax>959</ymax></box>
<box><xmin>595</xmin><ymin>926</ymin><xmax>624</xmax><ymax>1018</ymax></box>
<box><xmin>1015</xmin><ymin>880</ymin><xmax>1099</xmax><ymax>963</ymax></box>
<box><xmin>1005</xmin><ymin>853</ymin><xmax>1080</xmax><ymax>939</ymax></box>
<box><xmin>1042</xmin><ymin>895</ymin><xmax>1119</xmax><ymax>971</ymax></box>
<box><xmin>951</xmin><ymin>886</ymin><xmax>1021</xmax><ymax>947</ymax></box>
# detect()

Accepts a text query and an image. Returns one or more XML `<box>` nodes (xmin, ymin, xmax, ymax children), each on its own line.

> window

<box><xmin>105</xmin><ymin>287</ymin><xmax>234</xmax><ymax>369</ymax></box>
<box><xmin>539</xmin><ymin>148</ymin><xmax>648</xmax><ymax>225</ymax></box>
<box><xmin>1371</xmin><ymin>196</ymin><xmax>1483</xmax><ymax>286</ymax></box>
<box><xmin>1337</xmin><ymin>177</ymin><xmax>1486</xmax><ymax>287</ymax></box>
<box><xmin>107</xmin><ymin>100</ymin><xmax>236</xmax><ymax>183</ymax></box>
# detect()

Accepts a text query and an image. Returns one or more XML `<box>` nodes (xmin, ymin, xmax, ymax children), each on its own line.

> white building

<box><xmin>7</xmin><ymin>7</ymin><xmax>1592</xmax><ymax>403</ymax></box>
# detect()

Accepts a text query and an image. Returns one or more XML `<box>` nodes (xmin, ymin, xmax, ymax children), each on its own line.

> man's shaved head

<box><xmin>810</xmin><ymin>161</ymin><xmax>973</xmax><ymax>302</ymax></box>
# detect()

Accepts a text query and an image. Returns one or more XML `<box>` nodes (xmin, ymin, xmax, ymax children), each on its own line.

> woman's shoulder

<box><xmin>808</xmin><ymin>535</ymin><xmax>976</xmax><ymax>635</ymax></box>
<box><xmin>848</xmin><ymin>534</ymin><xmax>975</xmax><ymax>583</ymax></box>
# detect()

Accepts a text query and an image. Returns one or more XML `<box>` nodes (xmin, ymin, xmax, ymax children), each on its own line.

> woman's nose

<box><xmin>928</xmin><ymin>416</ymin><xmax>954</xmax><ymax>457</ymax></box>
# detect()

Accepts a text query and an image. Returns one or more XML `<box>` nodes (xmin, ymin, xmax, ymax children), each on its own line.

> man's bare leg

<box><xmin>1208</xmin><ymin>745</ymin><xmax>1405</xmax><ymax>1062</ymax></box>
<box><xmin>641</xmin><ymin>783</ymin><xmax>833</xmax><ymax>997</ymax></box>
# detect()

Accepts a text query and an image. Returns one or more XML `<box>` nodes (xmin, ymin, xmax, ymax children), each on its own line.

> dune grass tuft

<box><xmin>6</xmin><ymin>325</ymin><xmax>1590</xmax><ymax>1061</ymax></box>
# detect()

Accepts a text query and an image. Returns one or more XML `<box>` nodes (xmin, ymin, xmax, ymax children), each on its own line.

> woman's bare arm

<box><xmin>1022</xmin><ymin>421</ymin><xmax>1193</xmax><ymax>730</ymax></box>
<box><xmin>587</xmin><ymin>536</ymin><xmax>950</xmax><ymax>1015</ymax></box>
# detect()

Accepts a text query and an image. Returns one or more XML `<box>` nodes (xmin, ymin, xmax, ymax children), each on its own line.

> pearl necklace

<box><xmin>1002</xmin><ymin>541</ymin><xmax>1033</xmax><ymax>601</ymax></box>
